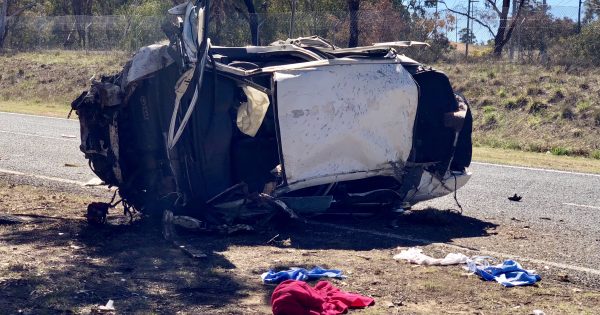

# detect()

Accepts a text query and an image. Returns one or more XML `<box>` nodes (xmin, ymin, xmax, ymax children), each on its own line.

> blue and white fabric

<box><xmin>467</xmin><ymin>259</ymin><xmax>541</xmax><ymax>287</ymax></box>
<box><xmin>261</xmin><ymin>266</ymin><xmax>345</xmax><ymax>284</ymax></box>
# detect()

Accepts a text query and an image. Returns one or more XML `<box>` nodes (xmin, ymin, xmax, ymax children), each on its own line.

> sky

<box><xmin>433</xmin><ymin>0</ymin><xmax>584</xmax><ymax>42</ymax></box>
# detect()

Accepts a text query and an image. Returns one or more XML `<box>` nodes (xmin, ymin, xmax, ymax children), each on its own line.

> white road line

<box><xmin>472</xmin><ymin>161</ymin><xmax>600</xmax><ymax>178</ymax></box>
<box><xmin>0</xmin><ymin>168</ymin><xmax>86</xmax><ymax>186</ymax></box>
<box><xmin>0</xmin><ymin>111</ymin><xmax>75</xmax><ymax>121</ymax></box>
<box><xmin>564</xmin><ymin>203</ymin><xmax>600</xmax><ymax>210</ymax></box>
<box><xmin>0</xmin><ymin>130</ymin><xmax>78</xmax><ymax>142</ymax></box>
<box><xmin>310</xmin><ymin>221</ymin><xmax>600</xmax><ymax>276</ymax></box>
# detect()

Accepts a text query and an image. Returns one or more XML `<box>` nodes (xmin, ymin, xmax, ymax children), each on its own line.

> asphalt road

<box><xmin>0</xmin><ymin>112</ymin><xmax>95</xmax><ymax>183</ymax></box>
<box><xmin>1</xmin><ymin>111</ymin><xmax>599</xmax><ymax>285</ymax></box>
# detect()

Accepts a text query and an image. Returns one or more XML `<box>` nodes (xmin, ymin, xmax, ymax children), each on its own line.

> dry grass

<box><xmin>1</xmin><ymin>180</ymin><xmax>600</xmax><ymax>314</ymax></box>
<box><xmin>473</xmin><ymin>146</ymin><xmax>600</xmax><ymax>174</ymax></box>
<box><xmin>437</xmin><ymin>62</ymin><xmax>600</xmax><ymax>159</ymax></box>
<box><xmin>0</xmin><ymin>50</ymin><xmax>127</xmax><ymax>117</ymax></box>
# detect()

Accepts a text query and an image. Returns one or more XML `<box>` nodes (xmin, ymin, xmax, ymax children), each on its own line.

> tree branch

<box><xmin>439</xmin><ymin>1</ymin><xmax>496</xmax><ymax>38</ymax></box>
<box><xmin>9</xmin><ymin>2</ymin><xmax>36</xmax><ymax>18</ymax></box>
<box><xmin>485</xmin><ymin>0</ymin><xmax>501</xmax><ymax>16</ymax></box>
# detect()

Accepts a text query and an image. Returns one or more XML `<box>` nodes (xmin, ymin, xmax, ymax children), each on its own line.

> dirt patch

<box><xmin>1</xmin><ymin>180</ymin><xmax>599</xmax><ymax>314</ymax></box>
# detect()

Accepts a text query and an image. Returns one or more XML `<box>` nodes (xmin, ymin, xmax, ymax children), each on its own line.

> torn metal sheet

<box><xmin>126</xmin><ymin>44</ymin><xmax>175</xmax><ymax>85</ymax></box>
<box><xmin>274</xmin><ymin>62</ymin><xmax>418</xmax><ymax>192</ymax></box>
<box><xmin>405</xmin><ymin>170</ymin><xmax>471</xmax><ymax>204</ymax></box>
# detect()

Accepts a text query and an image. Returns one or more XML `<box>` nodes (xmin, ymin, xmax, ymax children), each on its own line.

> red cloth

<box><xmin>271</xmin><ymin>280</ymin><xmax>374</xmax><ymax>315</ymax></box>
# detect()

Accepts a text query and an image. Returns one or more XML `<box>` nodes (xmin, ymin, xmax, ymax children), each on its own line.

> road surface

<box><xmin>1</xmin><ymin>111</ymin><xmax>599</xmax><ymax>286</ymax></box>
<box><xmin>0</xmin><ymin>112</ymin><xmax>94</xmax><ymax>184</ymax></box>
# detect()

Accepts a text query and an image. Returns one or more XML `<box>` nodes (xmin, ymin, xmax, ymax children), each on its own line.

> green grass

<box><xmin>0</xmin><ymin>100</ymin><xmax>72</xmax><ymax>118</ymax></box>
<box><xmin>576</xmin><ymin>100</ymin><xmax>592</xmax><ymax>112</ymax></box>
<box><xmin>551</xmin><ymin>146</ymin><xmax>570</xmax><ymax>156</ymax></box>
<box><xmin>473</xmin><ymin>147</ymin><xmax>600</xmax><ymax>174</ymax></box>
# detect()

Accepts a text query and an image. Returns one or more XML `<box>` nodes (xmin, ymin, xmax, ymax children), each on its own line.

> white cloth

<box><xmin>236</xmin><ymin>85</ymin><xmax>270</xmax><ymax>137</ymax></box>
<box><xmin>393</xmin><ymin>247</ymin><xmax>469</xmax><ymax>265</ymax></box>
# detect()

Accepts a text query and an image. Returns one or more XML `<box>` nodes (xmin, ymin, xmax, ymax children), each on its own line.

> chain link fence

<box><xmin>2</xmin><ymin>6</ymin><xmax>598</xmax><ymax>66</ymax></box>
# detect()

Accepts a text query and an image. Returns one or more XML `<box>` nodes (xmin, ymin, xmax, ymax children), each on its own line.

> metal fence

<box><xmin>2</xmin><ymin>6</ymin><xmax>597</xmax><ymax>65</ymax></box>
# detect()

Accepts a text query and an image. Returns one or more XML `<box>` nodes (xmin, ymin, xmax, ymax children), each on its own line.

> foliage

<box><xmin>551</xmin><ymin>20</ymin><xmax>600</xmax><ymax>66</ymax></box>
<box><xmin>458</xmin><ymin>27</ymin><xmax>475</xmax><ymax>44</ymax></box>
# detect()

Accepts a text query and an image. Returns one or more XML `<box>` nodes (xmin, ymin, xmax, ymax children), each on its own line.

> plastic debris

<box><xmin>508</xmin><ymin>194</ymin><xmax>522</xmax><ymax>202</ymax></box>
<box><xmin>393</xmin><ymin>247</ymin><xmax>469</xmax><ymax>265</ymax></box>
<box><xmin>83</xmin><ymin>177</ymin><xmax>105</xmax><ymax>186</ymax></box>
<box><xmin>91</xmin><ymin>300</ymin><xmax>115</xmax><ymax>314</ymax></box>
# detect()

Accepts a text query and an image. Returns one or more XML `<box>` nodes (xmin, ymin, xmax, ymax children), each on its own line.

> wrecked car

<box><xmin>71</xmin><ymin>0</ymin><xmax>472</xmax><ymax>226</ymax></box>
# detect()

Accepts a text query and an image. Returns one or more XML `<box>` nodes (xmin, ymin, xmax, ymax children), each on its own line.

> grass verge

<box><xmin>473</xmin><ymin>146</ymin><xmax>600</xmax><ymax>174</ymax></box>
<box><xmin>0</xmin><ymin>100</ymin><xmax>72</xmax><ymax>118</ymax></box>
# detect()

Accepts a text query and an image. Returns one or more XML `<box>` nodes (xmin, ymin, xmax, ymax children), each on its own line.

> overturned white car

<box><xmin>72</xmin><ymin>0</ymin><xmax>472</xmax><ymax>225</ymax></box>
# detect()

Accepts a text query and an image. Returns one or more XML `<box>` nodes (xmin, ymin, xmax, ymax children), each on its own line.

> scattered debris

<box><xmin>261</xmin><ymin>266</ymin><xmax>346</xmax><ymax>284</ymax></box>
<box><xmin>266</xmin><ymin>234</ymin><xmax>280</xmax><ymax>244</ymax></box>
<box><xmin>531</xmin><ymin>310</ymin><xmax>545</xmax><ymax>315</ymax></box>
<box><xmin>172</xmin><ymin>215</ymin><xmax>205</xmax><ymax>230</ymax></box>
<box><xmin>63</xmin><ymin>163</ymin><xmax>80</xmax><ymax>167</ymax></box>
<box><xmin>91</xmin><ymin>300</ymin><xmax>115</xmax><ymax>314</ymax></box>
<box><xmin>173</xmin><ymin>241</ymin><xmax>208</xmax><ymax>259</ymax></box>
<box><xmin>86</xmin><ymin>202</ymin><xmax>109</xmax><ymax>225</ymax></box>
<box><xmin>508</xmin><ymin>194</ymin><xmax>523</xmax><ymax>202</ymax></box>
<box><xmin>266</xmin><ymin>234</ymin><xmax>292</xmax><ymax>247</ymax></box>
<box><xmin>540</xmin><ymin>217</ymin><xmax>552</xmax><ymax>221</ymax></box>
<box><xmin>558</xmin><ymin>273</ymin><xmax>570</xmax><ymax>282</ymax></box>
<box><xmin>223</xmin><ymin>224</ymin><xmax>254</xmax><ymax>235</ymax></box>
<box><xmin>60</xmin><ymin>134</ymin><xmax>77</xmax><ymax>139</ymax></box>
<box><xmin>83</xmin><ymin>177</ymin><xmax>105</xmax><ymax>186</ymax></box>
<box><xmin>393</xmin><ymin>247</ymin><xmax>469</xmax><ymax>265</ymax></box>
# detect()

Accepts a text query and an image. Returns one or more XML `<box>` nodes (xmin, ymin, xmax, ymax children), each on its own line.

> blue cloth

<box><xmin>261</xmin><ymin>266</ymin><xmax>345</xmax><ymax>284</ymax></box>
<box><xmin>469</xmin><ymin>259</ymin><xmax>541</xmax><ymax>287</ymax></box>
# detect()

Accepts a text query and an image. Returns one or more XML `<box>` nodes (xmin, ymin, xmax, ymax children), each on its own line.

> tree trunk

<box><xmin>492</xmin><ymin>0</ymin><xmax>510</xmax><ymax>56</ymax></box>
<box><xmin>0</xmin><ymin>0</ymin><xmax>9</xmax><ymax>48</ymax></box>
<box><xmin>72</xmin><ymin>0</ymin><xmax>92</xmax><ymax>49</ymax></box>
<box><xmin>492</xmin><ymin>0</ymin><xmax>525</xmax><ymax>57</ymax></box>
<box><xmin>347</xmin><ymin>0</ymin><xmax>360</xmax><ymax>47</ymax></box>
<box><xmin>243</xmin><ymin>0</ymin><xmax>258</xmax><ymax>45</ymax></box>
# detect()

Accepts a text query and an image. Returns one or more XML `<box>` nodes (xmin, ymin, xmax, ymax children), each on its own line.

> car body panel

<box><xmin>274</xmin><ymin>62</ymin><xmax>418</xmax><ymax>192</ymax></box>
